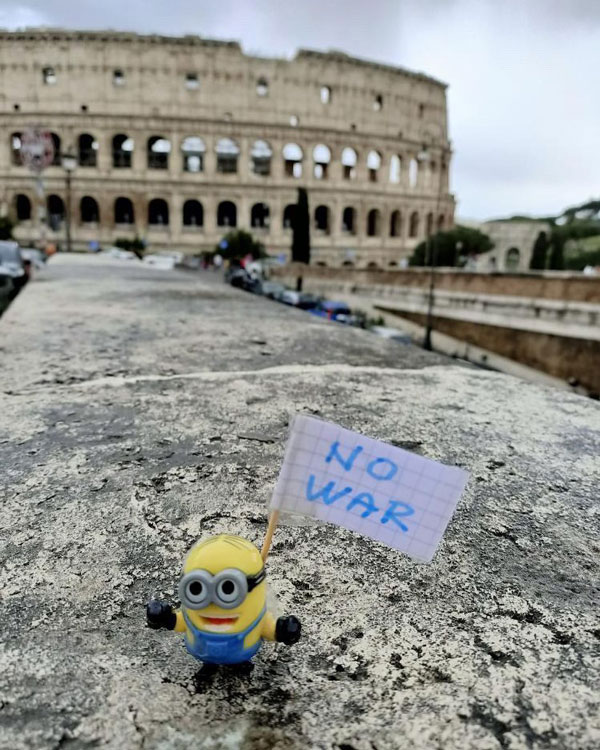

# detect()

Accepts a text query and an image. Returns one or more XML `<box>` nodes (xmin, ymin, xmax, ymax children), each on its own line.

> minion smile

<box><xmin>200</xmin><ymin>614</ymin><xmax>239</xmax><ymax>632</ymax></box>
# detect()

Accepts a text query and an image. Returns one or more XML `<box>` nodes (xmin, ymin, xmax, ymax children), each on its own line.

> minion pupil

<box><xmin>189</xmin><ymin>581</ymin><xmax>203</xmax><ymax>596</ymax></box>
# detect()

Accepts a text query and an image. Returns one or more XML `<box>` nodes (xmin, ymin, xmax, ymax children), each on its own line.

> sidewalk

<box><xmin>1</xmin><ymin>255</ymin><xmax>599</xmax><ymax>750</ymax></box>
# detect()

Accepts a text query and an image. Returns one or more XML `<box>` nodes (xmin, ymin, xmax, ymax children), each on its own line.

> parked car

<box><xmin>0</xmin><ymin>241</ymin><xmax>26</xmax><ymax>298</ymax></box>
<box><xmin>20</xmin><ymin>248</ymin><xmax>47</xmax><ymax>270</ymax></box>
<box><xmin>226</xmin><ymin>267</ymin><xmax>251</xmax><ymax>288</ymax></box>
<box><xmin>371</xmin><ymin>325</ymin><xmax>412</xmax><ymax>344</ymax></box>
<box><xmin>0</xmin><ymin>266</ymin><xmax>14</xmax><ymax>314</ymax></box>
<box><xmin>309</xmin><ymin>300</ymin><xmax>352</xmax><ymax>322</ymax></box>
<box><xmin>281</xmin><ymin>290</ymin><xmax>321</xmax><ymax>309</ymax></box>
<box><xmin>260</xmin><ymin>281</ymin><xmax>287</xmax><ymax>300</ymax></box>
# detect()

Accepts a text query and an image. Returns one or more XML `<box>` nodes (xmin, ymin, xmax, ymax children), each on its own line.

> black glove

<box><xmin>146</xmin><ymin>600</ymin><xmax>177</xmax><ymax>630</ymax></box>
<box><xmin>275</xmin><ymin>615</ymin><xmax>301</xmax><ymax>645</ymax></box>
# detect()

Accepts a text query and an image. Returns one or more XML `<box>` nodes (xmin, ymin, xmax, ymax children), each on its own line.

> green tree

<box><xmin>291</xmin><ymin>187</ymin><xmax>310</xmax><ymax>264</ymax></box>
<box><xmin>215</xmin><ymin>229</ymin><xmax>265</xmax><ymax>261</ymax></box>
<box><xmin>548</xmin><ymin>234</ymin><xmax>565</xmax><ymax>270</ymax></box>
<box><xmin>529</xmin><ymin>231</ymin><xmax>548</xmax><ymax>270</ymax></box>
<box><xmin>409</xmin><ymin>225</ymin><xmax>493</xmax><ymax>267</ymax></box>
<box><xmin>115</xmin><ymin>236</ymin><xmax>146</xmax><ymax>259</ymax></box>
<box><xmin>0</xmin><ymin>216</ymin><xmax>14</xmax><ymax>240</ymax></box>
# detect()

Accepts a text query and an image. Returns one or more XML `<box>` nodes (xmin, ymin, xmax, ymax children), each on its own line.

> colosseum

<box><xmin>0</xmin><ymin>29</ymin><xmax>454</xmax><ymax>268</ymax></box>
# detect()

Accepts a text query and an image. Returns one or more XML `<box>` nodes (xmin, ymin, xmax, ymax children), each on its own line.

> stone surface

<box><xmin>1</xmin><ymin>255</ymin><xmax>599</xmax><ymax>750</ymax></box>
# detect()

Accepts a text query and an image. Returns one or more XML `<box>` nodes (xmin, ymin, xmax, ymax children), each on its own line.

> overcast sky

<box><xmin>1</xmin><ymin>0</ymin><xmax>598</xmax><ymax>220</ymax></box>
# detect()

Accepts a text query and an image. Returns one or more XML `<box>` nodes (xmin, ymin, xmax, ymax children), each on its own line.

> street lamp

<box><xmin>61</xmin><ymin>150</ymin><xmax>77</xmax><ymax>253</ymax></box>
<box><xmin>420</xmin><ymin>145</ymin><xmax>448</xmax><ymax>351</ymax></box>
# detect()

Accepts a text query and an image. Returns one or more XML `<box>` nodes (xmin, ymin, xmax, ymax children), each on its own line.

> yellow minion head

<box><xmin>179</xmin><ymin>535</ymin><xmax>266</xmax><ymax>634</ymax></box>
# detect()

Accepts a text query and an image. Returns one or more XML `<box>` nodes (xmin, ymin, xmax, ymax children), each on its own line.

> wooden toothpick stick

<box><xmin>261</xmin><ymin>509</ymin><xmax>280</xmax><ymax>562</ymax></box>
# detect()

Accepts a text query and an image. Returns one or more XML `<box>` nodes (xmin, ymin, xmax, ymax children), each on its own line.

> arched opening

<box><xmin>342</xmin><ymin>206</ymin><xmax>356</xmax><ymax>235</ymax></box>
<box><xmin>15</xmin><ymin>194</ymin><xmax>31</xmax><ymax>221</ymax></box>
<box><xmin>217</xmin><ymin>201</ymin><xmax>237</xmax><ymax>227</ymax></box>
<box><xmin>506</xmin><ymin>247</ymin><xmax>521</xmax><ymax>270</ymax></box>
<box><xmin>283</xmin><ymin>143</ymin><xmax>303</xmax><ymax>178</ymax></box>
<box><xmin>373</xmin><ymin>94</ymin><xmax>383</xmax><ymax>111</ymax></box>
<box><xmin>148</xmin><ymin>198</ymin><xmax>169</xmax><ymax>226</ymax></box>
<box><xmin>426</xmin><ymin>212</ymin><xmax>434</xmax><ymax>237</ymax></box>
<box><xmin>113</xmin><ymin>69</ymin><xmax>125</xmax><ymax>86</ymax></box>
<box><xmin>47</xmin><ymin>194</ymin><xmax>65</xmax><ymax>229</ymax></box>
<box><xmin>251</xmin><ymin>202</ymin><xmax>270</xmax><ymax>229</ymax></box>
<box><xmin>437</xmin><ymin>214</ymin><xmax>445</xmax><ymax>231</ymax></box>
<box><xmin>181</xmin><ymin>137</ymin><xmax>205</xmax><ymax>173</ymax></box>
<box><xmin>320</xmin><ymin>85</ymin><xmax>331</xmax><ymax>104</ymax></box>
<box><xmin>11</xmin><ymin>132</ymin><xmax>22</xmax><ymax>166</ymax></box>
<box><xmin>316</xmin><ymin>261</ymin><xmax>328</xmax><ymax>267</ymax></box>
<box><xmin>50</xmin><ymin>133</ymin><xmax>61</xmax><ymax>166</ymax></box>
<box><xmin>251</xmin><ymin>140</ymin><xmax>272</xmax><ymax>176</ymax></box>
<box><xmin>315</xmin><ymin>205</ymin><xmax>330</xmax><ymax>234</ymax></box>
<box><xmin>409</xmin><ymin>211</ymin><xmax>419</xmax><ymax>238</ymax></box>
<box><xmin>216</xmin><ymin>138</ymin><xmax>239</xmax><ymax>174</ymax></box>
<box><xmin>342</xmin><ymin>260</ymin><xmax>354</xmax><ymax>267</ymax></box>
<box><xmin>147</xmin><ymin>136</ymin><xmax>171</xmax><ymax>169</ymax></box>
<box><xmin>342</xmin><ymin>147</ymin><xmax>358</xmax><ymax>180</ymax></box>
<box><xmin>80</xmin><ymin>196</ymin><xmax>99</xmax><ymax>223</ymax></box>
<box><xmin>409</xmin><ymin>158</ymin><xmax>418</xmax><ymax>189</ymax></box>
<box><xmin>367</xmin><ymin>150</ymin><xmax>381</xmax><ymax>182</ymax></box>
<box><xmin>390</xmin><ymin>210</ymin><xmax>402</xmax><ymax>238</ymax></box>
<box><xmin>256</xmin><ymin>77</ymin><xmax>268</xmax><ymax>96</ymax></box>
<box><xmin>389</xmin><ymin>155</ymin><xmax>402</xmax><ymax>184</ymax></box>
<box><xmin>389</xmin><ymin>261</ymin><xmax>398</xmax><ymax>267</ymax></box>
<box><xmin>114</xmin><ymin>197</ymin><xmax>134</xmax><ymax>224</ymax></box>
<box><xmin>367</xmin><ymin>262</ymin><xmax>379</xmax><ymax>269</ymax></box>
<box><xmin>78</xmin><ymin>133</ymin><xmax>98</xmax><ymax>167</ymax></box>
<box><xmin>113</xmin><ymin>134</ymin><xmax>133</xmax><ymax>168</ymax></box>
<box><xmin>183</xmin><ymin>200</ymin><xmax>203</xmax><ymax>227</ymax></box>
<box><xmin>283</xmin><ymin>204</ymin><xmax>296</xmax><ymax>229</ymax></box>
<box><xmin>313</xmin><ymin>144</ymin><xmax>331</xmax><ymax>179</ymax></box>
<box><xmin>367</xmin><ymin>209</ymin><xmax>381</xmax><ymax>237</ymax></box>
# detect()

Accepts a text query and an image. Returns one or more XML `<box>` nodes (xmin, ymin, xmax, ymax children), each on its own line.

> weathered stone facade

<box><xmin>0</xmin><ymin>29</ymin><xmax>454</xmax><ymax>266</ymax></box>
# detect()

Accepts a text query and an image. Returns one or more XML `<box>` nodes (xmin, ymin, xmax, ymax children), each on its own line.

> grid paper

<box><xmin>270</xmin><ymin>415</ymin><xmax>469</xmax><ymax>563</ymax></box>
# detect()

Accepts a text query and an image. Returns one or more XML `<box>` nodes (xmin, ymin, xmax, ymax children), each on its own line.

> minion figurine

<box><xmin>146</xmin><ymin>535</ymin><xmax>301</xmax><ymax>668</ymax></box>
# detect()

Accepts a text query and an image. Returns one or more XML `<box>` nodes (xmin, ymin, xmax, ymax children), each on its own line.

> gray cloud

<box><xmin>1</xmin><ymin>0</ymin><xmax>598</xmax><ymax>219</ymax></box>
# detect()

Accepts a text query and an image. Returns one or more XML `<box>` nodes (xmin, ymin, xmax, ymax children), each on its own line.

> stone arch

<box><xmin>283</xmin><ymin>204</ymin><xmax>296</xmax><ymax>229</ymax></box>
<box><xmin>148</xmin><ymin>198</ymin><xmax>169</xmax><ymax>225</ymax></box>
<box><xmin>506</xmin><ymin>247</ymin><xmax>521</xmax><ymax>270</ymax></box>
<box><xmin>342</xmin><ymin>147</ymin><xmax>358</xmax><ymax>180</ymax></box>
<box><xmin>183</xmin><ymin>199</ymin><xmax>203</xmax><ymax>227</ymax></box>
<box><xmin>251</xmin><ymin>202</ymin><xmax>270</xmax><ymax>228</ymax></box>
<box><xmin>283</xmin><ymin>143</ymin><xmax>303</xmax><ymax>178</ymax></box>
<box><xmin>367</xmin><ymin>208</ymin><xmax>381</xmax><ymax>237</ymax></box>
<box><xmin>47</xmin><ymin>194</ymin><xmax>65</xmax><ymax>228</ymax></box>
<box><xmin>217</xmin><ymin>200</ymin><xmax>237</xmax><ymax>227</ymax></box>
<box><xmin>181</xmin><ymin>137</ymin><xmax>205</xmax><ymax>173</ymax></box>
<box><xmin>313</xmin><ymin>144</ymin><xmax>331</xmax><ymax>180</ymax></box>
<box><xmin>78</xmin><ymin>133</ymin><xmax>98</xmax><ymax>167</ymax></box>
<box><xmin>320</xmin><ymin>85</ymin><xmax>331</xmax><ymax>104</ymax></box>
<box><xmin>367</xmin><ymin>261</ymin><xmax>379</xmax><ymax>269</ymax></box>
<box><xmin>315</xmin><ymin>205</ymin><xmax>330</xmax><ymax>234</ymax></box>
<box><xmin>437</xmin><ymin>214</ymin><xmax>445</xmax><ymax>231</ymax></box>
<box><xmin>390</xmin><ymin>210</ymin><xmax>402</xmax><ymax>237</ymax></box>
<box><xmin>251</xmin><ymin>140</ymin><xmax>272</xmax><ymax>176</ymax></box>
<box><xmin>15</xmin><ymin>193</ymin><xmax>31</xmax><ymax>221</ymax></box>
<box><xmin>11</xmin><ymin>132</ymin><xmax>22</xmax><ymax>166</ymax></box>
<box><xmin>426</xmin><ymin>212</ymin><xmax>434</xmax><ymax>237</ymax></box>
<box><xmin>48</xmin><ymin>133</ymin><xmax>61</xmax><ymax>166</ymax></box>
<box><xmin>114</xmin><ymin>197</ymin><xmax>134</xmax><ymax>224</ymax></box>
<box><xmin>342</xmin><ymin>206</ymin><xmax>356</xmax><ymax>235</ymax></box>
<box><xmin>409</xmin><ymin>211</ymin><xmax>419</xmax><ymax>238</ymax></box>
<box><xmin>113</xmin><ymin>134</ymin><xmax>134</xmax><ymax>168</ymax></box>
<box><xmin>147</xmin><ymin>136</ymin><xmax>171</xmax><ymax>169</ymax></box>
<box><xmin>389</xmin><ymin>154</ymin><xmax>402</xmax><ymax>184</ymax></box>
<box><xmin>216</xmin><ymin>138</ymin><xmax>240</xmax><ymax>174</ymax></box>
<box><xmin>409</xmin><ymin>158</ymin><xmax>418</xmax><ymax>189</ymax></box>
<box><xmin>256</xmin><ymin>77</ymin><xmax>268</xmax><ymax>97</ymax></box>
<box><xmin>367</xmin><ymin>150</ymin><xmax>382</xmax><ymax>182</ymax></box>
<box><xmin>342</xmin><ymin>260</ymin><xmax>354</xmax><ymax>267</ymax></box>
<box><xmin>80</xmin><ymin>196</ymin><xmax>99</xmax><ymax>223</ymax></box>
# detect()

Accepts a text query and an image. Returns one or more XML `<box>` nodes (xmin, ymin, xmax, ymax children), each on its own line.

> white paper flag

<box><xmin>270</xmin><ymin>415</ymin><xmax>469</xmax><ymax>563</ymax></box>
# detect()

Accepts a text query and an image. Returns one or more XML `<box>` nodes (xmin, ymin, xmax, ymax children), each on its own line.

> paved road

<box><xmin>1</xmin><ymin>255</ymin><xmax>599</xmax><ymax>750</ymax></box>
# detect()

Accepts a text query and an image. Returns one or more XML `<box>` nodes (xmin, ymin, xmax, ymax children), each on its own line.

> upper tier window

<box><xmin>113</xmin><ymin>69</ymin><xmax>125</xmax><ymax>86</ymax></box>
<box><xmin>43</xmin><ymin>67</ymin><xmax>57</xmax><ymax>85</ymax></box>
<box><xmin>256</xmin><ymin>77</ymin><xmax>268</xmax><ymax>96</ymax></box>
<box><xmin>373</xmin><ymin>94</ymin><xmax>383</xmax><ymax>111</ymax></box>
<box><xmin>185</xmin><ymin>73</ymin><xmax>200</xmax><ymax>90</ymax></box>
<box><xmin>320</xmin><ymin>86</ymin><xmax>331</xmax><ymax>104</ymax></box>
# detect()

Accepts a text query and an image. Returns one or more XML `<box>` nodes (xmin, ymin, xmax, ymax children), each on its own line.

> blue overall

<box><xmin>182</xmin><ymin>607</ymin><xmax>267</xmax><ymax>665</ymax></box>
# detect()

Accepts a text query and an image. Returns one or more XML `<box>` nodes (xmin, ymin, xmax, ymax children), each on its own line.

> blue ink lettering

<box><xmin>380</xmin><ymin>500</ymin><xmax>414</xmax><ymax>531</ymax></box>
<box><xmin>306</xmin><ymin>474</ymin><xmax>353</xmax><ymax>506</ymax></box>
<box><xmin>346</xmin><ymin>492</ymin><xmax>380</xmax><ymax>519</ymax></box>
<box><xmin>325</xmin><ymin>441</ymin><xmax>363</xmax><ymax>472</ymax></box>
<box><xmin>367</xmin><ymin>457</ymin><xmax>398</xmax><ymax>481</ymax></box>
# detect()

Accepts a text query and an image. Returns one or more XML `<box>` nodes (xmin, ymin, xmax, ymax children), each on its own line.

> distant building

<box><xmin>475</xmin><ymin>220</ymin><xmax>552</xmax><ymax>271</ymax></box>
<box><xmin>0</xmin><ymin>29</ymin><xmax>454</xmax><ymax>267</ymax></box>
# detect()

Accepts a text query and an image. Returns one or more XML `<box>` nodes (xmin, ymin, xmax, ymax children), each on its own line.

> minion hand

<box><xmin>275</xmin><ymin>615</ymin><xmax>301</xmax><ymax>645</ymax></box>
<box><xmin>146</xmin><ymin>600</ymin><xmax>177</xmax><ymax>630</ymax></box>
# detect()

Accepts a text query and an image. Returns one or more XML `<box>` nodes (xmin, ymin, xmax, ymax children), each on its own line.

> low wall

<box><xmin>274</xmin><ymin>263</ymin><xmax>600</xmax><ymax>303</ymax></box>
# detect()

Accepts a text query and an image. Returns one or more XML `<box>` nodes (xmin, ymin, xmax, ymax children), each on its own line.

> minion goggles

<box><xmin>179</xmin><ymin>567</ymin><xmax>266</xmax><ymax>610</ymax></box>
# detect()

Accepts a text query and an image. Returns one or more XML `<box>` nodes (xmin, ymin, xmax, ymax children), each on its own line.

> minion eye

<box><xmin>216</xmin><ymin>578</ymin><xmax>239</xmax><ymax>603</ymax></box>
<box><xmin>179</xmin><ymin>571</ymin><xmax>212</xmax><ymax>608</ymax></box>
<box><xmin>188</xmin><ymin>581</ymin><xmax>203</xmax><ymax>597</ymax></box>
